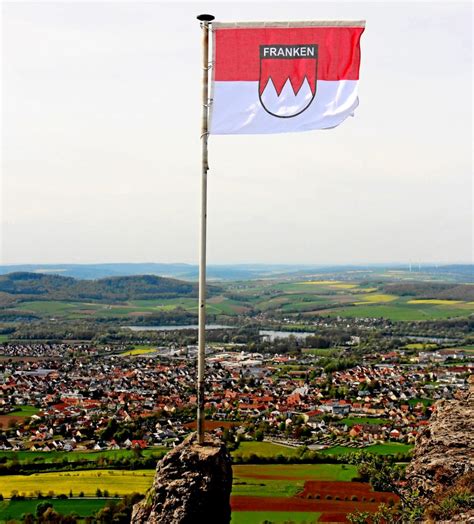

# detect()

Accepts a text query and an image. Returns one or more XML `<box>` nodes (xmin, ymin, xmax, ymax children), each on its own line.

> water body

<box><xmin>123</xmin><ymin>325</ymin><xmax>233</xmax><ymax>332</ymax></box>
<box><xmin>259</xmin><ymin>330</ymin><xmax>314</xmax><ymax>342</ymax></box>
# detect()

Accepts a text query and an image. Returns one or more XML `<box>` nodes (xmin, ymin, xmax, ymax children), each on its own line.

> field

<box><xmin>320</xmin><ymin>443</ymin><xmax>413</xmax><ymax>456</ymax></box>
<box><xmin>0</xmin><ymin>470</ymin><xmax>154</xmax><ymax>497</ymax></box>
<box><xmin>0</xmin><ymin>406</ymin><xmax>40</xmax><ymax>429</ymax></box>
<box><xmin>0</xmin><ymin>463</ymin><xmax>400</xmax><ymax>523</ymax></box>
<box><xmin>5</xmin><ymin>277</ymin><xmax>473</xmax><ymax>323</ymax></box>
<box><xmin>232</xmin><ymin>441</ymin><xmax>300</xmax><ymax>459</ymax></box>
<box><xmin>0</xmin><ymin>448</ymin><xmax>167</xmax><ymax>464</ymax></box>
<box><xmin>231</xmin><ymin>511</ymin><xmax>321</xmax><ymax>524</ymax></box>
<box><xmin>11</xmin><ymin>296</ymin><xmax>251</xmax><ymax>320</ymax></box>
<box><xmin>231</xmin><ymin>464</ymin><xmax>397</xmax><ymax>523</ymax></box>
<box><xmin>119</xmin><ymin>345</ymin><xmax>157</xmax><ymax>356</ymax></box>
<box><xmin>340</xmin><ymin>417</ymin><xmax>390</xmax><ymax>427</ymax></box>
<box><xmin>8</xmin><ymin>406</ymin><xmax>40</xmax><ymax>417</ymax></box>
<box><xmin>0</xmin><ymin>498</ymin><xmax>108</xmax><ymax>520</ymax></box>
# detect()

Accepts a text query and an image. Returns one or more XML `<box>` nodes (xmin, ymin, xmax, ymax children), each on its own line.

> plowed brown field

<box><xmin>231</xmin><ymin>480</ymin><xmax>399</xmax><ymax>523</ymax></box>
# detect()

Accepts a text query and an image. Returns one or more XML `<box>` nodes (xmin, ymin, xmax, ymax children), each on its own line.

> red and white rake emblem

<box><xmin>259</xmin><ymin>44</ymin><xmax>318</xmax><ymax>118</ymax></box>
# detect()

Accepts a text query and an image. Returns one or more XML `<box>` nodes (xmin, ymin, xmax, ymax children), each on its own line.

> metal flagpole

<box><xmin>196</xmin><ymin>13</ymin><xmax>214</xmax><ymax>445</ymax></box>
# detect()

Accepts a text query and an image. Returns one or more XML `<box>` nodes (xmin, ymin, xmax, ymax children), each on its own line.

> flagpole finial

<box><xmin>197</xmin><ymin>14</ymin><xmax>215</xmax><ymax>22</ymax></box>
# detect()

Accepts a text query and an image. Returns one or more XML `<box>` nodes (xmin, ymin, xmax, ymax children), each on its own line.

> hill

<box><xmin>0</xmin><ymin>272</ymin><xmax>199</xmax><ymax>305</ymax></box>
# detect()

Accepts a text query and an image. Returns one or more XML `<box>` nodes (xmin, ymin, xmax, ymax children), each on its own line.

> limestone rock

<box><xmin>406</xmin><ymin>378</ymin><xmax>473</xmax><ymax>501</ymax></box>
<box><xmin>131</xmin><ymin>432</ymin><xmax>232</xmax><ymax>524</ymax></box>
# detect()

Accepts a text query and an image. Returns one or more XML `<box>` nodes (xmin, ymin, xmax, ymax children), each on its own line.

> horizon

<box><xmin>1</xmin><ymin>260</ymin><xmax>472</xmax><ymax>268</ymax></box>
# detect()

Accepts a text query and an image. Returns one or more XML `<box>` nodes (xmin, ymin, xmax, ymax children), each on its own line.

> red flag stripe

<box><xmin>214</xmin><ymin>27</ymin><xmax>364</xmax><ymax>82</ymax></box>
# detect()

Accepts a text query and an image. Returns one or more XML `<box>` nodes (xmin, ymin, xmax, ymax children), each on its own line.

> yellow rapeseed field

<box><xmin>0</xmin><ymin>470</ymin><xmax>154</xmax><ymax>497</ymax></box>
<box><xmin>355</xmin><ymin>294</ymin><xmax>398</xmax><ymax>305</ymax></box>
<box><xmin>406</xmin><ymin>299</ymin><xmax>462</xmax><ymax>305</ymax></box>
<box><xmin>302</xmin><ymin>281</ymin><xmax>357</xmax><ymax>289</ymax></box>
<box><xmin>119</xmin><ymin>347</ymin><xmax>156</xmax><ymax>356</ymax></box>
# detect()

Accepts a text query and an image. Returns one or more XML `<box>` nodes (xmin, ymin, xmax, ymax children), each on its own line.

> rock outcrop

<box><xmin>406</xmin><ymin>376</ymin><xmax>474</xmax><ymax>522</ymax></box>
<box><xmin>131</xmin><ymin>432</ymin><xmax>232</xmax><ymax>524</ymax></box>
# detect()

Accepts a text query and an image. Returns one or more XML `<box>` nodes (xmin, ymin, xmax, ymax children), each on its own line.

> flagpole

<box><xmin>196</xmin><ymin>13</ymin><xmax>214</xmax><ymax>445</ymax></box>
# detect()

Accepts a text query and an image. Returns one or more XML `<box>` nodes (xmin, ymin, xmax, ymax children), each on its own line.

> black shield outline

<box><xmin>258</xmin><ymin>44</ymin><xmax>319</xmax><ymax>118</ymax></box>
<box><xmin>258</xmin><ymin>44</ymin><xmax>319</xmax><ymax>119</ymax></box>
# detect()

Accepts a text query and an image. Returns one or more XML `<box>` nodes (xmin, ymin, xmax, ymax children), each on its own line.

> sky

<box><xmin>1</xmin><ymin>1</ymin><xmax>472</xmax><ymax>265</ymax></box>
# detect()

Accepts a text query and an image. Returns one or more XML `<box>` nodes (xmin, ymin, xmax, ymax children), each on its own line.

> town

<box><xmin>1</xmin><ymin>338</ymin><xmax>471</xmax><ymax>455</ymax></box>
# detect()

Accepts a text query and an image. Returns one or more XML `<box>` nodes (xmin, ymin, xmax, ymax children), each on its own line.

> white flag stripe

<box><xmin>210</xmin><ymin>80</ymin><xmax>360</xmax><ymax>135</ymax></box>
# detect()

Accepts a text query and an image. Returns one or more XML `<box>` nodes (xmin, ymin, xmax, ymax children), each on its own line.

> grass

<box><xmin>0</xmin><ymin>470</ymin><xmax>154</xmax><ymax>497</ymax></box>
<box><xmin>232</xmin><ymin>442</ymin><xmax>300</xmax><ymax>459</ymax></box>
<box><xmin>231</xmin><ymin>511</ymin><xmax>321</xmax><ymax>524</ymax></box>
<box><xmin>323</xmin><ymin>303</ymin><xmax>471</xmax><ymax>321</ymax></box>
<box><xmin>232</xmin><ymin>478</ymin><xmax>305</xmax><ymax>498</ymax></box>
<box><xmin>320</xmin><ymin>443</ymin><xmax>413</xmax><ymax>456</ymax></box>
<box><xmin>0</xmin><ymin>498</ymin><xmax>108</xmax><ymax>520</ymax></box>
<box><xmin>9</xmin><ymin>406</ymin><xmax>40</xmax><ymax>417</ymax></box>
<box><xmin>233</xmin><ymin>464</ymin><xmax>358</xmax><ymax>482</ymax></box>
<box><xmin>0</xmin><ymin>335</ymin><xmax>9</xmax><ymax>343</ymax></box>
<box><xmin>301</xmin><ymin>348</ymin><xmax>341</xmax><ymax>357</ymax></box>
<box><xmin>12</xmin><ymin>296</ymin><xmax>245</xmax><ymax>320</ymax></box>
<box><xmin>340</xmin><ymin>417</ymin><xmax>390</xmax><ymax>427</ymax></box>
<box><xmin>0</xmin><ymin>448</ymin><xmax>167</xmax><ymax>464</ymax></box>
<box><xmin>406</xmin><ymin>299</ymin><xmax>462</xmax><ymax>305</ymax></box>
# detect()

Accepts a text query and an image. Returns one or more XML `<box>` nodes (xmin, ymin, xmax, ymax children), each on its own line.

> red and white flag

<box><xmin>209</xmin><ymin>21</ymin><xmax>365</xmax><ymax>135</ymax></box>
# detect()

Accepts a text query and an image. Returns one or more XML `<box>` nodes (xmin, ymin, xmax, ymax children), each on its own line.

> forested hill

<box><xmin>0</xmin><ymin>272</ymin><xmax>199</xmax><ymax>303</ymax></box>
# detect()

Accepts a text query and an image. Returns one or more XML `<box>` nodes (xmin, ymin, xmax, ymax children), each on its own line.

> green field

<box><xmin>323</xmin><ymin>303</ymin><xmax>473</xmax><ymax>321</ymax></box>
<box><xmin>8</xmin><ymin>406</ymin><xmax>40</xmax><ymax>417</ymax></box>
<box><xmin>340</xmin><ymin>417</ymin><xmax>390</xmax><ymax>427</ymax></box>
<box><xmin>9</xmin><ymin>278</ymin><xmax>474</xmax><ymax>322</ymax></box>
<box><xmin>0</xmin><ymin>335</ymin><xmax>9</xmax><ymax>343</ymax></box>
<box><xmin>13</xmin><ymin>296</ymin><xmax>249</xmax><ymax>319</ymax></box>
<box><xmin>231</xmin><ymin>511</ymin><xmax>321</xmax><ymax>524</ymax></box>
<box><xmin>234</xmin><ymin>464</ymin><xmax>358</xmax><ymax>483</ymax></box>
<box><xmin>0</xmin><ymin>448</ymin><xmax>167</xmax><ymax>464</ymax></box>
<box><xmin>232</xmin><ymin>442</ymin><xmax>300</xmax><ymax>459</ymax></box>
<box><xmin>0</xmin><ymin>498</ymin><xmax>108</xmax><ymax>520</ymax></box>
<box><xmin>302</xmin><ymin>348</ymin><xmax>341</xmax><ymax>357</ymax></box>
<box><xmin>320</xmin><ymin>443</ymin><xmax>413</xmax><ymax>456</ymax></box>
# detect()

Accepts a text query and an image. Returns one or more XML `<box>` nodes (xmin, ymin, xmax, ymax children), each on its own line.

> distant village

<box><xmin>0</xmin><ymin>341</ymin><xmax>472</xmax><ymax>453</ymax></box>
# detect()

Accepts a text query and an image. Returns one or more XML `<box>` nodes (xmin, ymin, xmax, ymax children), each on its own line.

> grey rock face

<box><xmin>406</xmin><ymin>377</ymin><xmax>474</xmax><ymax>501</ymax></box>
<box><xmin>131</xmin><ymin>432</ymin><xmax>233</xmax><ymax>524</ymax></box>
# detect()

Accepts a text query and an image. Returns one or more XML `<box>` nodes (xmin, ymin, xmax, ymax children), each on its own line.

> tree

<box><xmin>347</xmin><ymin>454</ymin><xmax>424</xmax><ymax>523</ymax></box>
<box><xmin>36</xmin><ymin>501</ymin><xmax>53</xmax><ymax>518</ymax></box>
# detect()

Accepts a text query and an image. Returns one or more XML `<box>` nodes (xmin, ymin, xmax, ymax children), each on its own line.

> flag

<box><xmin>209</xmin><ymin>21</ymin><xmax>365</xmax><ymax>135</ymax></box>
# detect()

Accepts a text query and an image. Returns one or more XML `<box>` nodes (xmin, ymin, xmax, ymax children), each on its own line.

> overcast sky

<box><xmin>1</xmin><ymin>1</ymin><xmax>472</xmax><ymax>265</ymax></box>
